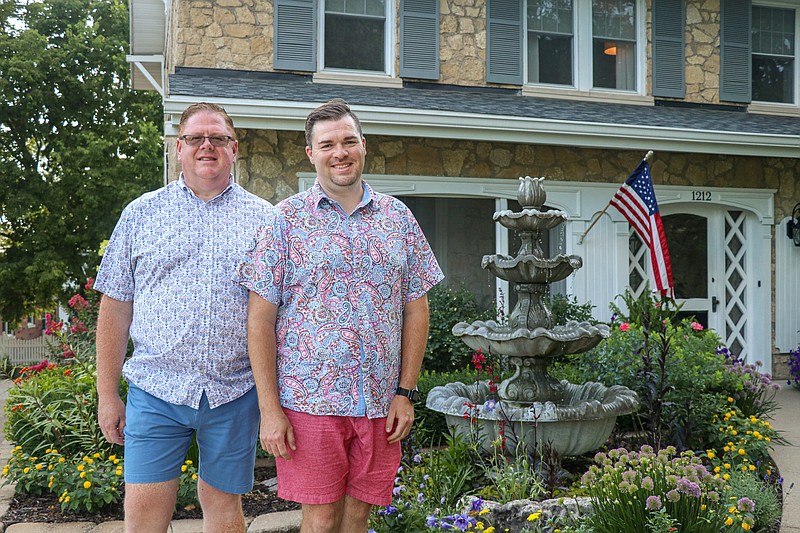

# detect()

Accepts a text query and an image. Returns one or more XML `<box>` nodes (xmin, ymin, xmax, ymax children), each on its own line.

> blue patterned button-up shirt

<box><xmin>236</xmin><ymin>181</ymin><xmax>444</xmax><ymax>418</ymax></box>
<box><xmin>94</xmin><ymin>176</ymin><xmax>273</xmax><ymax>408</ymax></box>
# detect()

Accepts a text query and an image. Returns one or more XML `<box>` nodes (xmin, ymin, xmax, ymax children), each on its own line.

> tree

<box><xmin>0</xmin><ymin>0</ymin><xmax>162</xmax><ymax>323</ymax></box>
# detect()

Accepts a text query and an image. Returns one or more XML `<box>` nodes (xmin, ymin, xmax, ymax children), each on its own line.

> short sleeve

<box><xmin>235</xmin><ymin>212</ymin><xmax>286</xmax><ymax>305</ymax></box>
<box><xmin>402</xmin><ymin>207</ymin><xmax>444</xmax><ymax>302</ymax></box>
<box><xmin>93</xmin><ymin>204</ymin><xmax>137</xmax><ymax>302</ymax></box>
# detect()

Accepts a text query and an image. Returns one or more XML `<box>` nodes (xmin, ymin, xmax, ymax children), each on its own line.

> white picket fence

<box><xmin>0</xmin><ymin>335</ymin><xmax>57</xmax><ymax>365</ymax></box>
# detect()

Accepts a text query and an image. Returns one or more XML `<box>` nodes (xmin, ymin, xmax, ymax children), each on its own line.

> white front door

<box><xmin>656</xmin><ymin>204</ymin><xmax>753</xmax><ymax>361</ymax></box>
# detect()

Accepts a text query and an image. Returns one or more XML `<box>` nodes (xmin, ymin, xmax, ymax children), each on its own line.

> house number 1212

<box><xmin>692</xmin><ymin>190</ymin><xmax>712</xmax><ymax>201</ymax></box>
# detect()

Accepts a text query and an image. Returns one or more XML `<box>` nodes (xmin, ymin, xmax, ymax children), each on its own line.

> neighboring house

<box><xmin>129</xmin><ymin>0</ymin><xmax>800</xmax><ymax>376</ymax></box>
<box><xmin>1</xmin><ymin>316</ymin><xmax>52</xmax><ymax>365</ymax></box>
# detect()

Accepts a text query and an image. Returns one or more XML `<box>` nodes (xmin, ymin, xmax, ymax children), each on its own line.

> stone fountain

<box><xmin>426</xmin><ymin>177</ymin><xmax>639</xmax><ymax>457</ymax></box>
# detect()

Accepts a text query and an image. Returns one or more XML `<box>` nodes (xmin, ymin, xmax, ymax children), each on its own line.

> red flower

<box><xmin>68</xmin><ymin>294</ymin><xmax>89</xmax><ymax>311</ymax></box>
<box><xmin>69</xmin><ymin>321</ymin><xmax>87</xmax><ymax>334</ymax></box>
<box><xmin>619</xmin><ymin>322</ymin><xmax>630</xmax><ymax>332</ymax></box>
<box><xmin>45</xmin><ymin>315</ymin><xmax>63</xmax><ymax>336</ymax></box>
<box><xmin>84</xmin><ymin>277</ymin><xmax>94</xmax><ymax>291</ymax></box>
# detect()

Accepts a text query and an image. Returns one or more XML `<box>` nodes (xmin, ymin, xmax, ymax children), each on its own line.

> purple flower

<box><xmin>385</xmin><ymin>505</ymin><xmax>397</xmax><ymax>515</ymax></box>
<box><xmin>392</xmin><ymin>485</ymin><xmax>404</xmax><ymax>496</ymax></box>
<box><xmin>666</xmin><ymin>489</ymin><xmax>680</xmax><ymax>503</ymax></box>
<box><xmin>738</xmin><ymin>497</ymin><xmax>755</xmax><ymax>512</ymax></box>
<box><xmin>413</xmin><ymin>454</ymin><xmax>423</xmax><ymax>463</ymax></box>
<box><xmin>470</xmin><ymin>497</ymin><xmax>484</xmax><ymax>512</ymax></box>
<box><xmin>452</xmin><ymin>514</ymin><xmax>473</xmax><ymax>531</ymax></box>
<box><xmin>417</xmin><ymin>492</ymin><xmax>425</xmax><ymax>503</ymax></box>
<box><xmin>426</xmin><ymin>515</ymin><xmax>439</xmax><ymax>528</ymax></box>
<box><xmin>645</xmin><ymin>495</ymin><xmax>663</xmax><ymax>510</ymax></box>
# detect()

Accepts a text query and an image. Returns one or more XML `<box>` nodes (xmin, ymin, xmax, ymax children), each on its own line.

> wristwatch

<box><xmin>396</xmin><ymin>386</ymin><xmax>420</xmax><ymax>402</ymax></box>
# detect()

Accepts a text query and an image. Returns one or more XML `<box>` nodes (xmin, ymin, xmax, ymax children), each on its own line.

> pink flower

<box><xmin>68</xmin><ymin>294</ymin><xmax>89</xmax><ymax>311</ymax></box>
<box><xmin>69</xmin><ymin>321</ymin><xmax>87</xmax><ymax>334</ymax></box>
<box><xmin>619</xmin><ymin>323</ymin><xmax>630</xmax><ymax>332</ymax></box>
<box><xmin>691</xmin><ymin>322</ymin><xmax>704</xmax><ymax>331</ymax></box>
<box><xmin>84</xmin><ymin>277</ymin><xmax>94</xmax><ymax>291</ymax></box>
<box><xmin>45</xmin><ymin>315</ymin><xmax>63</xmax><ymax>336</ymax></box>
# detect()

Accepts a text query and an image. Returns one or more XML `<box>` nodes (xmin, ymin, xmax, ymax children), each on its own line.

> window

<box><xmin>500</xmin><ymin>0</ymin><xmax>642</xmax><ymax>91</ymax></box>
<box><xmin>752</xmin><ymin>5</ymin><xmax>796</xmax><ymax>104</ymax></box>
<box><xmin>322</xmin><ymin>0</ymin><xmax>388</xmax><ymax>72</ymax></box>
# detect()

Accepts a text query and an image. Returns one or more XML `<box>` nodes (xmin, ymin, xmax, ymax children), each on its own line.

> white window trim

<box><xmin>317</xmin><ymin>0</ymin><xmax>396</xmax><ymax>78</ymax></box>
<box><xmin>524</xmin><ymin>0</ymin><xmax>646</xmax><ymax>95</ymax></box>
<box><xmin>751</xmin><ymin>1</ymin><xmax>799</xmax><ymax>107</ymax></box>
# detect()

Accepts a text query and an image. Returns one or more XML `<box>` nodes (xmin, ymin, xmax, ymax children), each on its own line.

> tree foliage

<box><xmin>0</xmin><ymin>0</ymin><xmax>162</xmax><ymax>322</ymax></box>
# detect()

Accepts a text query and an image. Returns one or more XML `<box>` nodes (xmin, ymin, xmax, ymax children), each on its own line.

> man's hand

<box><xmin>385</xmin><ymin>395</ymin><xmax>414</xmax><ymax>444</ymax></box>
<box><xmin>98</xmin><ymin>395</ymin><xmax>126</xmax><ymax>445</ymax></box>
<box><xmin>260</xmin><ymin>409</ymin><xmax>296</xmax><ymax>460</ymax></box>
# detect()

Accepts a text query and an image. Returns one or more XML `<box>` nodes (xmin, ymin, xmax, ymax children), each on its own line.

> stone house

<box><xmin>129</xmin><ymin>0</ymin><xmax>800</xmax><ymax>376</ymax></box>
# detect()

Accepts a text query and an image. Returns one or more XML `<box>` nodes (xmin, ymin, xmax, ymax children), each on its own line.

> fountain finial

<box><xmin>518</xmin><ymin>176</ymin><xmax>546</xmax><ymax>209</ymax></box>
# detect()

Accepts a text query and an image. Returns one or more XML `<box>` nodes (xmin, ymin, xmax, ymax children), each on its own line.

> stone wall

<box><xmin>685</xmin><ymin>0</ymin><xmax>722</xmax><ymax>104</ymax></box>
<box><xmin>208</xmin><ymin>131</ymin><xmax>799</xmax><ymax>217</ymax></box>
<box><xmin>167</xmin><ymin>0</ymin><xmax>730</xmax><ymax>100</ymax></box>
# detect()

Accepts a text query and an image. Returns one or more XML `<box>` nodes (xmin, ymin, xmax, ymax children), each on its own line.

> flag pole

<box><xmin>577</xmin><ymin>150</ymin><xmax>655</xmax><ymax>245</ymax></box>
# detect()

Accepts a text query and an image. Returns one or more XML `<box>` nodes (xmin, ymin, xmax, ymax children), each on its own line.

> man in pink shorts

<box><xmin>236</xmin><ymin>99</ymin><xmax>443</xmax><ymax>532</ymax></box>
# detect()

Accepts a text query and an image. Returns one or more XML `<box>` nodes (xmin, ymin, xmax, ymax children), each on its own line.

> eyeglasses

<box><xmin>179</xmin><ymin>135</ymin><xmax>234</xmax><ymax>147</ymax></box>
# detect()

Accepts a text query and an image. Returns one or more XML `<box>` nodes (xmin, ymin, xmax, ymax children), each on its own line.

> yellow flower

<box><xmin>739</xmin><ymin>448</ymin><xmax>746</xmax><ymax>455</ymax></box>
<box><xmin>35</xmin><ymin>464</ymin><xmax>43</xmax><ymax>470</ymax></box>
<box><xmin>724</xmin><ymin>463</ymin><xmax>731</xmax><ymax>469</ymax></box>
<box><xmin>727</xmin><ymin>397</ymin><xmax>734</xmax><ymax>403</ymax></box>
<box><xmin>80</xmin><ymin>471</ymin><xmax>86</xmax><ymax>478</ymax></box>
<box><xmin>192</xmin><ymin>473</ymin><xmax>198</xmax><ymax>480</ymax></box>
<box><xmin>475</xmin><ymin>522</ymin><xmax>484</xmax><ymax>530</ymax></box>
<box><xmin>109</xmin><ymin>455</ymin><xmax>116</xmax><ymax>461</ymax></box>
<box><xmin>742</xmin><ymin>523</ymin><xmax>751</xmax><ymax>530</ymax></box>
<box><xmin>527</xmin><ymin>511</ymin><xmax>542</xmax><ymax>522</ymax></box>
<box><xmin>83</xmin><ymin>481</ymin><xmax>91</xmax><ymax>489</ymax></box>
<box><xmin>85</xmin><ymin>458</ymin><xmax>94</xmax><ymax>465</ymax></box>
<box><xmin>484</xmin><ymin>528</ymin><xmax>495</xmax><ymax>533</ymax></box>
<box><xmin>46</xmin><ymin>449</ymin><xmax>52</xmax><ymax>453</ymax></box>
<box><xmin>23</xmin><ymin>467</ymin><xmax>29</xmax><ymax>474</ymax></box>
<box><xmin>479</xmin><ymin>508</ymin><xmax>490</xmax><ymax>515</ymax></box>
<box><xmin>723</xmin><ymin>473</ymin><xmax>731</xmax><ymax>481</ymax></box>
<box><xmin>2</xmin><ymin>467</ymin><xmax>8</xmax><ymax>475</ymax></box>
<box><xmin>185</xmin><ymin>460</ymin><xmax>193</xmax><ymax>465</ymax></box>
<box><xmin>77</xmin><ymin>465</ymin><xmax>84</xmax><ymax>471</ymax></box>
<box><xmin>93</xmin><ymin>453</ymin><xmax>101</xmax><ymax>459</ymax></box>
<box><xmin>58</xmin><ymin>457</ymin><xmax>65</xmax><ymax>463</ymax></box>
<box><xmin>181</xmin><ymin>465</ymin><xmax>188</xmax><ymax>472</ymax></box>
<box><xmin>725</xmin><ymin>517</ymin><xmax>734</xmax><ymax>526</ymax></box>
<box><xmin>116</xmin><ymin>467</ymin><xmax>123</xmax><ymax>476</ymax></box>
<box><xmin>707</xmin><ymin>450</ymin><xmax>715</xmax><ymax>459</ymax></box>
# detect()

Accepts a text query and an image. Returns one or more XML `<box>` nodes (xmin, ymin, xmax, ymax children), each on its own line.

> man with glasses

<box><xmin>95</xmin><ymin>102</ymin><xmax>272</xmax><ymax>532</ymax></box>
<box><xmin>237</xmin><ymin>99</ymin><xmax>443</xmax><ymax>532</ymax></box>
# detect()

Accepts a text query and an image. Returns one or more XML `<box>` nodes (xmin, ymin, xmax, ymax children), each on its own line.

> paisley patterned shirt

<box><xmin>236</xmin><ymin>181</ymin><xmax>443</xmax><ymax>418</ymax></box>
<box><xmin>94</xmin><ymin>176</ymin><xmax>273</xmax><ymax>409</ymax></box>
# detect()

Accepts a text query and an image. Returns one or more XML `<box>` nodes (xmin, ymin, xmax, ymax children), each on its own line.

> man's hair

<box><xmin>305</xmin><ymin>99</ymin><xmax>363</xmax><ymax>147</ymax></box>
<box><xmin>178</xmin><ymin>102</ymin><xmax>236</xmax><ymax>138</ymax></box>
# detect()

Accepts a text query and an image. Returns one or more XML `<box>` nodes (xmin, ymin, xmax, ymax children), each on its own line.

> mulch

<box><xmin>0</xmin><ymin>464</ymin><xmax>300</xmax><ymax>525</ymax></box>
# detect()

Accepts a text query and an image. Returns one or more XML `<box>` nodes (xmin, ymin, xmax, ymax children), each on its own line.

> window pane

<box><xmin>753</xmin><ymin>55</ymin><xmax>794</xmax><ymax>103</ymax></box>
<box><xmin>592</xmin><ymin>0</ymin><xmax>636</xmax><ymax>40</ymax></box>
<box><xmin>663</xmin><ymin>214</ymin><xmax>707</xmax><ymax>299</ymax></box>
<box><xmin>592</xmin><ymin>39</ymin><xmax>635</xmax><ymax>90</ymax></box>
<box><xmin>528</xmin><ymin>0</ymin><xmax>573</xmax><ymax>34</ymax></box>
<box><xmin>527</xmin><ymin>0</ymin><xmax>573</xmax><ymax>85</ymax></box>
<box><xmin>324</xmin><ymin>13</ymin><xmax>385</xmax><ymax>71</ymax></box>
<box><xmin>327</xmin><ymin>0</ymin><xmax>345</xmax><ymax>12</ymax></box>
<box><xmin>528</xmin><ymin>33</ymin><xmax>573</xmax><ymax>84</ymax></box>
<box><xmin>752</xmin><ymin>6</ymin><xmax>794</xmax><ymax>55</ymax></box>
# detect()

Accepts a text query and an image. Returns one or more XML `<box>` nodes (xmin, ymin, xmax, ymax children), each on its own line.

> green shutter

<box><xmin>274</xmin><ymin>0</ymin><xmax>316</xmax><ymax>72</ymax></box>
<box><xmin>487</xmin><ymin>0</ymin><xmax>523</xmax><ymax>85</ymax></box>
<box><xmin>652</xmin><ymin>0</ymin><xmax>685</xmax><ymax>98</ymax></box>
<box><xmin>400</xmin><ymin>0</ymin><xmax>440</xmax><ymax>79</ymax></box>
<box><xmin>720</xmin><ymin>0</ymin><xmax>752</xmax><ymax>103</ymax></box>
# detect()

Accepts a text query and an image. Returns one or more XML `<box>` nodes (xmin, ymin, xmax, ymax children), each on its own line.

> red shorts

<box><xmin>275</xmin><ymin>408</ymin><xmax>401</xmax><ymax>506</ymax></box>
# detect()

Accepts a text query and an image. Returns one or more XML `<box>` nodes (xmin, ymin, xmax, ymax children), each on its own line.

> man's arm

<box><xmin>386</xmin><ymin>294</ymin><xmax>430</xmax><ymax>444</ymax></box>
<box><xmin>247</xmin><ymin>291</ymin><xmax>296</xmax><ymax>459</ymax></box>
<box><xmin>96</xmin><ymin>295</ymin><xmax>133</xmax><ymax>445</ymax></box>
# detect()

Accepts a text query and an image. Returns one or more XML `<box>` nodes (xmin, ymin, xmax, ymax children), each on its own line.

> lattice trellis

<box><xmin>628</xmin><ymin>230</ymin><xmax>648</xmax><ymax>298</ymax></box>
<box><xmin>724</xmin><ymin>210</ymin><xmax>748</xmax><ymax>360</ymax></box>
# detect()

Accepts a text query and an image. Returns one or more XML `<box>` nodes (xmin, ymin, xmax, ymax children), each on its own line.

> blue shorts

<box><xmin>123</xmin><ymin>384</ymin><xmax>259</xmax><ymax>494</ymax></box>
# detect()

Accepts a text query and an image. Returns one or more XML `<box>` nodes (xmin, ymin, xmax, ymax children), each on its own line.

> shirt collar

<box><xmin>311</xmin><ymin>180</ymin><xmax>375</xmax><ymax>212</ymax></box>
<box><xmin>177</xmin><ymin>173</ymin><xmax>236</xmax><ymax>201</ymax></box>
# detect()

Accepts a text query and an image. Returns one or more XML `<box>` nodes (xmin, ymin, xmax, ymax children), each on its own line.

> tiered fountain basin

<box><xmin>482</xmin><ymin>255</ymin><xmax>582</xmax><ymax>283</ymax></box>
<box><xmin>452</xmin><ymin>320</ymin><xmax>608</xmax><ymax>357</ymax></box>
<box><xmin>426</xmin><ymin>380</ymin><xmax>640</xmax><ymax>456</ymax></box>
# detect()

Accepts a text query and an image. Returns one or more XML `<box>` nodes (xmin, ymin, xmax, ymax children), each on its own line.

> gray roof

<box><xmin>166</xmin><ymin>69</ymin><xmax>800</xmax><ymax>157</ymax></box>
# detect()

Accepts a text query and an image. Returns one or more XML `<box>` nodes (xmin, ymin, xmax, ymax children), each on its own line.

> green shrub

<box><xmin>722</xmin><ymin>470</ymin><xmax>781</xmax><ymax>533</ymax></box>
<box><xmin>414</xmin><ymin>367</ymin><xmax>483</xmax><ymax>445</ymax></box>
<box><xmin>425</xmin><ymin>284</ymin><xmax>495</xmax><ymax>372</ymax></box>
<box><xmin>550</xmin><ymin>293</ymin><xmax>595</xmax><ymax>325</ymax></box>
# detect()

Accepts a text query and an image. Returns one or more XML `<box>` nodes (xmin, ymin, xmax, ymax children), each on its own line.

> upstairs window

<box><xmin>527</xmin><ymin>0</ymin><xmax>574</xmax><ymax>84</ymax></box>
<box><xmin>592</xmin><ymin>0</ymin><xmax>637</xmax><ymax>91</ymax></box>
<box><xmin>323</xmin><ymin>0</ymin><xmax>388</xmax><ymax>72</ymax></box>
<box><xmin>752</xmin><ymin>5</ymin><xmax>796</xmax><ymax>104</ymax></box>
<box><xmin>490</xmin><ymin>0</ymin><xmax>642</xmax><ymax>92</ymax></box>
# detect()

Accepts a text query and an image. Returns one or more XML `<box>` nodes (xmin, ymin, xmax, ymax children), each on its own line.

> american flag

<box><xmin>609</xmin><ymin>160</ymin><xmax>674</xmax><ymax>296</ymax></box>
